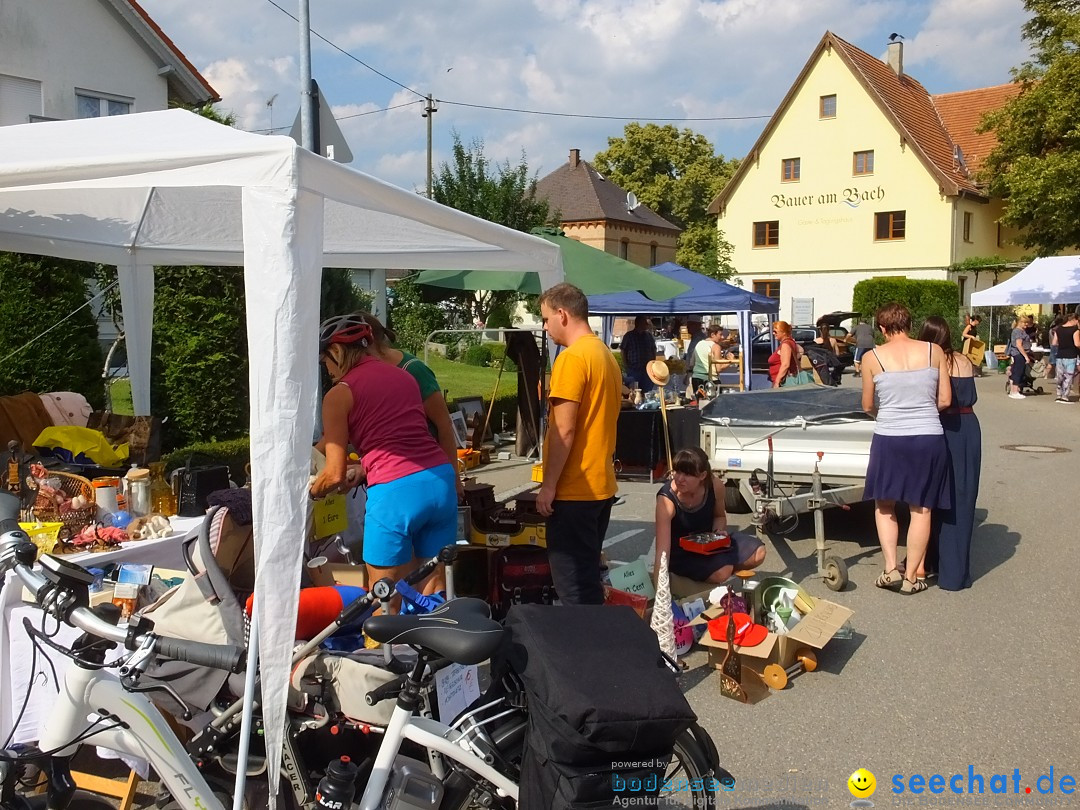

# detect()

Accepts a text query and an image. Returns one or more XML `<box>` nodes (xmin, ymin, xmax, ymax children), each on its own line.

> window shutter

<box><xmin>0</xmin><ymin>75</ymin><xmax>43</xmax><ymax>126</ymax></box>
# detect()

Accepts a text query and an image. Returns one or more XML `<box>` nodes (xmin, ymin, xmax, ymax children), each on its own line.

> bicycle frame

<box><xmin>35</xmin><ymin>663</ymin><xmax>225</xmax><ymax>810</ymax></box>
<box><xmin>358</xmin><ymin>704</ymin><xmax>518</xmax><ymax>810</ymax></box>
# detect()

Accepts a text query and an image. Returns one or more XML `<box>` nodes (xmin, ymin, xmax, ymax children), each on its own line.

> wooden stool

<box><xmin>72</xmin><ymin>768</ymin><xmax>141</xmax><ymax>810</ymax></box>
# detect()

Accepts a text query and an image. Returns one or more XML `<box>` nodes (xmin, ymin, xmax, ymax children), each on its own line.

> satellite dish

<box><xmin>627</xmin><ymin>191</ymin><xmax>639</xmax><ymax>211</ymax></box>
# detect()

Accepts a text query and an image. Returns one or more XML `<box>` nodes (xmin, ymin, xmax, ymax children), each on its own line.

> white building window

<box><xmin>0</xmin><ymin>74</ymin><xmax>43</xmax><ymax>126</ymax></box>
<box><xmin>76</xmin><ymin>91</ymin><xmax>131</xmax><ymax>119</ymax></box>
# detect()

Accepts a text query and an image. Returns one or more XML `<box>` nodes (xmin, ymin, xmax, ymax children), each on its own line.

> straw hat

<box><xmin>647</xmin><ymin>359</ymin><xmax>670</xmax><ymax>387</ymax></box>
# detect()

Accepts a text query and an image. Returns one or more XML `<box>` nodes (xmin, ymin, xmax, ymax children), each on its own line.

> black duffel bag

<box><xmin>500</xmin><ymin>605</ymin><xmax>697</xmax><ymax>809</ymax></box>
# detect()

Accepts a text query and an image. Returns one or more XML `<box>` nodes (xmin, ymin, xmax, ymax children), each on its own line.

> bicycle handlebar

<box><xmin>1</xmin><ymin>530</ymin><xmax>244</xmax><ymax>674</ymax></box>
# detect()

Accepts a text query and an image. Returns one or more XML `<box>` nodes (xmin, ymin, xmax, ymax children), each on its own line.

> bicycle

<box><xmin>2</xmin><ymin>492</ymin><xmax>725</xmax><ymax>809</ymax></box>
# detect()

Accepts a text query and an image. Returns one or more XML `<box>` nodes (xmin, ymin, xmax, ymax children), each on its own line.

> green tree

<box><xmin>978</xmin><ymin>0</ymin><xmax>1080</xmax><ymax>255</ymax></box>
<box><xmin>0</xmin><ymin>254</ymin><xmax>105</xmax><ymax>406</ymax></box>
<box><xmin>593</xmin><ymin>123</ymin><xmax>739</xmax><ymax>278</ymax></box>
<box><xmin>432</xmin><ymin>133</ymin><xmax>552</xmax><ymax>323</ymax></box>
<box><xmin>388</xmin><ymin>276</ymin><xmax>449</xmax><ymax>356</ymax></box>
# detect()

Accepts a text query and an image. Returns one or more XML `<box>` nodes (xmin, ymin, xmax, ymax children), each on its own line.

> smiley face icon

<box><xmin>848</xmin><ymin>768</ymin><xmax>876</xmax><ymax>799</ymax></box>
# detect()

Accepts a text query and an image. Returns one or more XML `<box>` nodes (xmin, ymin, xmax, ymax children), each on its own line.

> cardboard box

<box><xmin>691</xmin><ymin>597</ymin><xmax>853</xmax><ymax>673</ymax></box>
<box><xmin>307</xmin><ymin>561</ymin><xmax>368</xmax><ymax>589</ymax></box>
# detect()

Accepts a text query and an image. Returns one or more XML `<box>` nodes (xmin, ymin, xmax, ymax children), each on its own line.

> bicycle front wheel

<box><xmin>660</xmin><ymin>730</ymin><xmax>717</xmax><ymax>809</ymax></box>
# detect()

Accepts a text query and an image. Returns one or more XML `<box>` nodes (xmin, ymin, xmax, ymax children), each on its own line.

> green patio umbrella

<box><xmin>414</xmin><ymin>227</ymin><xmax>690</xmax><ymax>300</ymax></box>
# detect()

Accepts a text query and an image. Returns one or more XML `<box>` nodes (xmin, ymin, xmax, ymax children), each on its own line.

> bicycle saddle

<box><xmin>363</xmin><ymin>598</ymin><xmax>504</xmax><ymax>665</ymax></box>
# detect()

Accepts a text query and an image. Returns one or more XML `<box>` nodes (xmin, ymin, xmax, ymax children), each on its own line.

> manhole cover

<box><xmin>1001</xmin><ymin>444</ymin><xmax>1071</xmax><ymax>454</ymax></box>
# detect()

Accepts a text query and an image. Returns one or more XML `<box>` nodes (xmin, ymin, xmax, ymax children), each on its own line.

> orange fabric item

<box><xmin>246</xmin><ymin>586</ymin><xmax>349</xmax><ymax>640</ymax></box>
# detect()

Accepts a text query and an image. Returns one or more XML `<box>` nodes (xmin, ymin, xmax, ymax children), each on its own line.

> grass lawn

<box><xmin>108</xmin><ymin>379</ymin><xmax>134</xmax><ymax>415</ymax></box>
<box><xmin>106</xmin><ymin>357</ymin><xmax>515</xmax><ymax>420</ymax></box>
<box><xmin>427</xmin><ymin>355</ymin><xmax>519</xmax><ymax>404</ymax></box>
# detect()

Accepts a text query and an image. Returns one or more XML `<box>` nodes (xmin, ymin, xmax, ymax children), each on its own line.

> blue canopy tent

<box><xmin>588</xmin><ymin>262</ymin><xmax>780</xmax><ymax>390</ymax></box>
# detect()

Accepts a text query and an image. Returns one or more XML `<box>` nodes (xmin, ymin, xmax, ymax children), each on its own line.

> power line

<box><xmin>260</xmin><ymin>0</ymin><xmax>772</xmax><ymax>126</ymax></box>
<box><xmin>262</xmin><ymin>0</ymin><xmax>425</xmax><ymax>99</ymax></box>
<box><xmin>245</xmin><ymin>99</ymin><xmax>424</xmax><ymax>134</ymax></box>
<box><xmin>437</xmin><ymin>99</ymin><xmax>772</xmax><ymax>122</ymax></box>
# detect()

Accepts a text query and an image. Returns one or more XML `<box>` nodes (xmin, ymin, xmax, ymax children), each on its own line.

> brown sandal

<box><xmin>875</xmin><ymin>568</ymin><xmax>903</xmax><ymax>589</ymax></box>
<box><xmin>900</xmin><ymin>577</ymin><xmax>929</xmax><ymax>595</ymax></box>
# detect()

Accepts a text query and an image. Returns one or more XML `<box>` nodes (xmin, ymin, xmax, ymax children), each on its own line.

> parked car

<box><xmin>750</xmin><ymin>312</ymin><xmax>861</xmax><ymax>373</ymax></box>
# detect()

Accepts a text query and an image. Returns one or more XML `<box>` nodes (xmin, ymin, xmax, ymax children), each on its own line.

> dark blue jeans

<box><xmin>1009</xmin><ymin>356</ymin><xmax>1027</xmax><ymax>386</ymax></box>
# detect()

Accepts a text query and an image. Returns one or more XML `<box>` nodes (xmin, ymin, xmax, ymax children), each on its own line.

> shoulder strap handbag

<box><xmin>173</xmin><ymin>456</ymin><xmax>232</xmax><ymax>517</ymax></box>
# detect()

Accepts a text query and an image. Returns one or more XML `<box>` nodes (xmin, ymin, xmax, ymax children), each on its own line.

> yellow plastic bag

<box><xmin>33</xmin><ymin>426</ymin><xmax>129</xmax><ymax>467</ymax></box>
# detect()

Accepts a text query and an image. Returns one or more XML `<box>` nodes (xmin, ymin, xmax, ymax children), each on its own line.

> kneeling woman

<box><xmin>310</xmin><ymin>315</ymin><xmax>457</xmax><ymax>590</ymax></box>
<box><xmin>654</xmin><ymin>447</ymin><xmax>766</xmax><ymax>584</ymax></box>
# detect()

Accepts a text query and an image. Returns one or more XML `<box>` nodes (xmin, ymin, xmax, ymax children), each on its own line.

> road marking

<box><xmin>603</xmin><ymin>528</ymin><xmax>645</xmax><ymax>549</ymax></box>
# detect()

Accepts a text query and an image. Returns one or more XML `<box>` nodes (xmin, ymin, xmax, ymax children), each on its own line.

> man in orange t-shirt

<box><xmin>536</xmin><ymin>283</ymin><xmax>621</xmax><ymax>605</ymax></box>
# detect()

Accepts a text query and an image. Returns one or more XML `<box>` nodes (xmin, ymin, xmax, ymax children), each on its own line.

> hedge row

<box><xmin>852</xmin><ymin>278</ymin><xmax>960</xmax><ymax>336</ymax></box>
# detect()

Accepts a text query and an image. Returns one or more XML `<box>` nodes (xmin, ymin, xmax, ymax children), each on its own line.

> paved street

<box><xmin>478</xmin><ymin>371</ymin><xmax>1080</xmax><ymax>809</ymax></box>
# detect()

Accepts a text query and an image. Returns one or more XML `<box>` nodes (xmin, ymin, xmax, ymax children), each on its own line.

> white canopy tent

<box><xmin>0</xmin><ymin>109</ymin><xmax>562</xmax><ymax>800</ymax></box>
<box><xmin>970</xmin><ymin>256</ymin><xmax>1080</xmax><ymax>306</ymax></box>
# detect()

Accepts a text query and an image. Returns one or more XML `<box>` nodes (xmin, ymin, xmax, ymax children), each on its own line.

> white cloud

<box><xmin>137</xmin><ymin>0</ymin><xmax>1030</xmax><ymax>189</ymax></box>
<box><xmin>903</xmin><ymin>0</ymin><xmax>1030</xmax><ymax>85</ymax></box>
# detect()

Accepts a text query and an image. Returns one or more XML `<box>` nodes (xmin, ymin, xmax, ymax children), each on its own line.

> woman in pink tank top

<box><xmin>309</xmin><ymin>315</ymin><xmax>457</xmax><ymax>591</ymax></box>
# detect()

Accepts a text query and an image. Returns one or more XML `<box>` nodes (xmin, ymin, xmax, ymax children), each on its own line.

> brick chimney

<box><xmin>887</xmin><ymin>40</ymin><xmax>903</xmax><ymax>77</ymax></box>
<box><xmin>569</xmin><ymin>148</ymin><xmax>580</xmax><ymax>167</ymax></box>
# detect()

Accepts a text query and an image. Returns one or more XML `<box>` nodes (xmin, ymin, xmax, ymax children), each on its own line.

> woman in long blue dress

<box><xmin>919</xmin><ymin>316</ymin><xmax>981</xmax><ymax>590</ymax></box>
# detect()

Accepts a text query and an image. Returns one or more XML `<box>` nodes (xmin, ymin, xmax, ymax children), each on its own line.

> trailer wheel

<box><xmin>823</xmin><ymin>556</ymin><xmax>848</xmax><ymax>591</ymax></box>
<box><xmin>724</xmin><ymin>481</ymin><xmax>751</xmax><ymax>513</ymax></box>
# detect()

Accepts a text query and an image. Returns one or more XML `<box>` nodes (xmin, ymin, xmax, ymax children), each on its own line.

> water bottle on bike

<box><xmin>314</xmin><ymin>756</ymin><xmax>358</xmax><ymax>810</ymax></box>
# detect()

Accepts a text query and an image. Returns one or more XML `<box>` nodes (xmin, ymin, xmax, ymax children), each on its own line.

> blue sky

<box><xmin>141</xmin><ymin>0</ymin><xmax>1032</xmax><ymax>193</ymax></box>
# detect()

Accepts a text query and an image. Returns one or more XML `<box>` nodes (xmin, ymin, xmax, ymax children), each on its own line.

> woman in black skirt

<box><xmin>861</xmin><ymin>303</ymin><xmax>952</xmax><ymax>594</ymax></box>
<box><xmin>653</xmin><ymin>447</ymin><xmax>765</xmax><ymax>584</ymax></box>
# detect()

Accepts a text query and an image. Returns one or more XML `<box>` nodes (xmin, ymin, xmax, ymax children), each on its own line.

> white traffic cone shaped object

<box><xmin>651</xmin><ymin>551</ymin><xmax>677</xmax><ymax>661</ymax></box>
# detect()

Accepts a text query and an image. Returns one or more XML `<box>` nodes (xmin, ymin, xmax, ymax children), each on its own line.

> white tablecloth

<box><xmin>0</xmin><ymin>515</ymin><xmax>202</xmax><ymax>744</ymax></box>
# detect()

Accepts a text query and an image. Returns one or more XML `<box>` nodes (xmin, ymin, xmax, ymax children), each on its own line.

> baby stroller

<box><xmin>1005</xmin><ymin>356</ymin><xmax>1046</xmax><ymax>396</ymax></box>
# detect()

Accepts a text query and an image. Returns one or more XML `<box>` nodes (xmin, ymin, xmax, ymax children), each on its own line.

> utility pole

<box><xmin>422</xmin><ymin>94</ymin><xmax>437</xmax><ymax>198</ymax></box>
<box><xmin>298</xmin><ymin>0</ymin><xmax>314</xmax><ymax>152</ymax></box>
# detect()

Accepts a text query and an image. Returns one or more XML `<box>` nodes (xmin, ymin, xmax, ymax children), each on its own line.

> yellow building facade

<box><xmin>710</xmin><ymin>33</ymin><xmax>1027</xmax><ymax>322</ymax></box>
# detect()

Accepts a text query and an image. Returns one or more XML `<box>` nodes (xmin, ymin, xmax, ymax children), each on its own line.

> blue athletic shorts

<box><xmin>363</xmin><ymin>464</ymin><xmax>457</xmax><ymax>567</ymax></box>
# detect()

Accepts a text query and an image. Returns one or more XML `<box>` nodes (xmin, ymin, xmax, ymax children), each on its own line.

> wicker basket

<box><xmin>22</xmin><ymin>470</ymin><xmax>97</xmax><ymax>537</ymax></box>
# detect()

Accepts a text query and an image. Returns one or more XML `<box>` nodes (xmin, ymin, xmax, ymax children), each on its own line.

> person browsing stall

<box><xmin>768</xmin><ymin>321</ymin><xmax>803</xmax><ymax>388</ymax></box>
<box><xmin>691</xmin><ymin>325</ymin><xmax>737</xmax><ymax>393</ymax></box>
<box><xmin>309</xmin><ymin>314</ymin><xmax>457</xmax><ymax>591</ymax></box>
<box><xmin>536</xmin><ymin>283</ymin><xmax>621</xmax><ymax>605</ymax></box>
<box><xmin>861</xmin><ymin>303</ymin><xmax>952</xmax><ymax>595</ymax></box>
<box><xmin>849</xmin><ymin>317</ymin><xmax>876</xmax><ymax>377</ymax></box>
<box><xmin>355</xmin><ymin>311</ymin><xmax>462</xmax><ymax>498</ymax></box>
<box><xmin>654</xmin><ymin>447</ymin><xmax>765</xmax><ymax>585</ymax></box>
<box><xmin>621</xmin><ymin>316</ymin><xmax>657</xmax><ymax>393</ymax></box>
<box><xmin>1007</xmin><ymin>316</ymin><xmax>1035</xmax><ymax>399</ymax></box>
<box><xmin>1051</xmin><ymin>310</ymin><xmax>1079</xmax><ymax>402</ymax></box>
<box><xmin>918</xmin><ymin>316</ymin><xmax>981</xmax><ymax>590</ymax></box>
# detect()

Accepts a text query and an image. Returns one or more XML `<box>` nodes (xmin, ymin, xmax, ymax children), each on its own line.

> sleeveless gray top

<box><xmin>871</xmin><ymin>343</ymin><xmax>943</xmax><ymax>437</ymax></box>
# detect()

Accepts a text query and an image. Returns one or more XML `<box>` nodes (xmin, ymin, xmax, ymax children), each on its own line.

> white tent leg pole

<box><xmin>116</xmin><ymin>261</ymin><xmax>154</xmax><ymax>415</ymax></box>
<box><xmin>738</xmin><ymin>310</ymin><xmax>752</xmax><ymax>390</ymax></box>
<box><xmin>371</xmin><ymin>268</ymin><xmax>387</xmax><ymax>322</ymax></box>
<box><xmin>231</xmin><ymin>611</ymin><xmax>260</xmax><ymax>810</ymax></box>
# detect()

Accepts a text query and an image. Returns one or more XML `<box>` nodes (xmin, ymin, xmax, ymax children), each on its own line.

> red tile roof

<box><xmin>830</xmin><ymin>33</ymin><xmax>981</xmax><ymax>196</ymax></box>
<box><xmin>536</xmin><ymin>155</ymin><xmax>681</xmax><ymax>234</ymax></box>
<box><xmin>932</xmin><ymin>84</ymin><xmax>1022</xmax><ymax>177</ymax></box>
<box><xmin>709</xmin><ymin>32</ymin><xmax>1019</xmax><ymax>214</ymax></box>
<box><xmin>126</xmin><ymin>0</ymin><xmax>219</xmax><ymax>102</ymax></box>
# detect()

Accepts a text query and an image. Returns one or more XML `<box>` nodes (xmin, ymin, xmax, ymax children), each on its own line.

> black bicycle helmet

<box><xmin>319</xmin><ymin>314</ymin><xmax>373</xmax><ymax>354</ymax></box>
